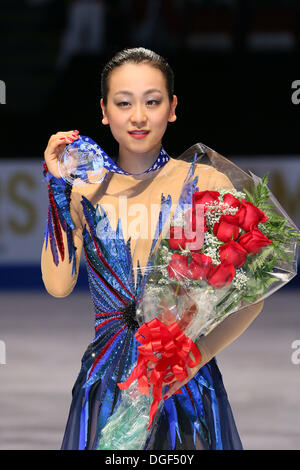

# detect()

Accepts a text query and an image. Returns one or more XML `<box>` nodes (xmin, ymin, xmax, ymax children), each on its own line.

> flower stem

<box><xmin>174</xmin><ymin>282</ymin><xmax>180</xmax><ymax>297</ymax></box>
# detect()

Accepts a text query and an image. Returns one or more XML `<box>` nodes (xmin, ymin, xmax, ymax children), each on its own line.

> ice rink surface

<box><xmin>0</xmin><ymin>288</ymin><xmax>299</xmax><ymax>450</ymax></box>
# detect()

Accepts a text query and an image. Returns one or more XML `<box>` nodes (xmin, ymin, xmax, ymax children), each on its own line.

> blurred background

<box><xmin>0</xmin><ymin>0</ymin><xmax>299</xmax><ymax>450</ymax></box>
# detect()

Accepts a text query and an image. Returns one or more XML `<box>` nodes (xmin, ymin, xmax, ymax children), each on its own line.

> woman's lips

<box><xmin>128</xmin><ymin>130</ymin><xmax>150</xmax><ymax>139</ymax></box>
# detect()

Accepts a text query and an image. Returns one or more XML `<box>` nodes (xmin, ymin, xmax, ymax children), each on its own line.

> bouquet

<box><xmin>96</xmin><ymin>143</ymin><xmax>300</xmax><ymax>450</ymax></box>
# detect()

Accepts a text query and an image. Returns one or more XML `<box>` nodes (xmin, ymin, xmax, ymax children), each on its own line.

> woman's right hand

<box><xmin>44</xmin><ymin>130</ymin><xmax>80</xmax><ymax>178</ymax></box>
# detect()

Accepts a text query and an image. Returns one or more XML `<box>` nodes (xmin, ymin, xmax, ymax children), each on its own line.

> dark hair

<box><xmin>101</xmin><ymin>47</ymin><xmax>174</xmax><ymax>105</ymax></box>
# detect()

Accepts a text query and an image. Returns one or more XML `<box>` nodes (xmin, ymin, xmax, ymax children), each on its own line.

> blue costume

<box><xmin>42</xmin><ymin>144</ymin><xmax>243</xmax><ymax>450</ymax></box>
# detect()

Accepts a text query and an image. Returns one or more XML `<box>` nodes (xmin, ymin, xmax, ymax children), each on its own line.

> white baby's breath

<box><xmin>232</xmin><ymin>268</ymin><xmax>249</xmax><ymax>290</ymax></box>
<box><xmin>203</xmin><ymin>201</ymin><xmax>239</xmax><ymax>231</ymax></box>
<box><xmin>201</xmin><ymin>232</ymin><xmax>221</xmax><ymax>265</ymax></box>
<box><xmin>217</xmin><ymin>188</ymin><xmax>246</xmax><ymax>200</ymax></box>
<box><xmin>172</xmin><ymin>211</ymin><xmax>186</xmax><ymax>227</ymax></box>
<box><xmin>157</xmin><ymin>276</ymin><xmax>170</xmax><ymax>285</ymax></box>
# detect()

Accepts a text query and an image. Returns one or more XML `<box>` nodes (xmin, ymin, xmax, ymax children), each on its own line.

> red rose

<box><xmin>167</xmin><ymin>254</ymin><xmax>189</xmax><ymax>280</ymax></box>
<box><xmin>213</xmin><ymin>214</ymin><xmax>240</xmax><ymax>242</ymax></box>
<box><xmin>185</xmin><ymin>230</ymin><xmax>205</xmax><ymax>251</ymax></box>
<box><xmin>238</xmin><ymin>226</ymin><xmax>273</xmax><ymax>255</ymax></box>
<box><xmin>169</xmin><ymin>225</ymin><xmax>187</xmax><ymax>250</ymax></box>
<box><xmin>193</xmin><ymin>190</ymin><xmax>220</xmax><ymax>207</ymax></box>
<box><xmin>168</xmin><ymin>223</ymin><xmax>205</xmax><ymax>251</ymax></box>
<box><xmin>219</xmin><ymin>240</ymin><xmax>248</xmax><ymax>268</ymax></box>
<box><xmin>187</xmin><ymin>253</ymin><xmax>213</xmax><ymax>280</ymax></box>
<box><xmin>223</xmin><ymin>193</ymin><xmax>241</xmax><ymax>208</ymax></box>
<box><xmin>207</xmin><ymin>262</ymin><xmax>235</xmax><ymax>288</ymax></box>
<box><xmin>180</xmin><ymin>206</ymin><xmax>207</xmax><ymax>251</ymax></box>
<box><xmin>184</xmin><ymin>205</ymin><xmax>208</xmax><ymax>234</ymax></box>
<box><xmin>236</xmin><ymin>199</ymin><xmax>268</xmax><ymax>232</ymax></box>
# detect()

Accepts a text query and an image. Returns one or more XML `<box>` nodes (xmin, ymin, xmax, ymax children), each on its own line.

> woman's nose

<box><xmin>130</xmin><ymin>104</ymin><xmax>147</xmax><ymax>125</ymax></box>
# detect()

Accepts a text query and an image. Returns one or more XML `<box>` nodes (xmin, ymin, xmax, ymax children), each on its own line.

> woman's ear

<box><xmin>168</xmin><ymin>95</ymin><xmax>177</xmax><ymax>123</ymax></box>
<box><xmin>100</xmin><ymin>98</ymin><xmax>109</xmax><ymax>125</ymax></box>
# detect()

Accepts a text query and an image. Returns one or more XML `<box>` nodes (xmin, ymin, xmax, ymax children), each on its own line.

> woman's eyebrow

<box><xmin>114</xmin><ymin>88</ymin><xmax>163</xmax><ymax>96</ymax></box>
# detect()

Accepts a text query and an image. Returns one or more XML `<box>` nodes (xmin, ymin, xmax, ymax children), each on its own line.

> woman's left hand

<box><xmin>162</xmin><ymin>356</ymin><xmax>203</xmax><ymax>400</ymax></box>
<box><xmin>146</xmin><ymin>347</ymin><xmax>204</xmax><ymax>400</ymax></box>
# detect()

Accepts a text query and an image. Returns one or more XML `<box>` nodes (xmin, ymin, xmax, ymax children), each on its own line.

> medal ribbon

<box><xmin>71</xmin><ymin>135</ymin><xmax>170</xmax><ymax>177</ymax></box>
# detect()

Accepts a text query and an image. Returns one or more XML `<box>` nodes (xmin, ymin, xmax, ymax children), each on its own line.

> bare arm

<box><xmin>195</xmin><ymin>300</ymin><xmax>264</xmax><ymax>367</ymax></box>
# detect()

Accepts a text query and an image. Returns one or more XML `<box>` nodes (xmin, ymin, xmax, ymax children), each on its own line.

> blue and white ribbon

<box><xmin>71</xmin><ymin>135</ymin><xmax>170</xmax><ymax>176</ymax></box>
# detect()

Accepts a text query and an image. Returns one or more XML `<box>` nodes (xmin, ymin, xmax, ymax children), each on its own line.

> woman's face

<box><xmin>100</xmin><ymin>62</ymin><xmax>177</xmax><ymax>157</ymax></box>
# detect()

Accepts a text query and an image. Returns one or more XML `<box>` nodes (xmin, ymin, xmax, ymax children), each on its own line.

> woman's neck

<box><xmin>116</xmin><ymin>142</ymin><xmax>162</xmax><ymax>175</ymax></box>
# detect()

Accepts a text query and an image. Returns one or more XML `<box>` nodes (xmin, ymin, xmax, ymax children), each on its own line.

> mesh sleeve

<box><xmin>41</xmin><ymin>161</ymin><xmax>84</xmax><ymax>297</ymax></box>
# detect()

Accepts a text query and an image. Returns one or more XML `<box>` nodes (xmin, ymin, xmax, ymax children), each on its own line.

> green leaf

<box><xmin>243</xmin><ymin>294</ymin><xmax>261</xmax><ymax>302</ymax></box>
<box><xmin>263</xmin><ymin>276</ymin><xmax>280</xmax><ymax>289</ymax></box>
<box><xmin>262</xmin><ymin>172</ymin><xmax>269</xmax><ymax>185</ymax></box>
<box><xmin>258</xmin><ymin>204</ymin><xmax>278</xmax><ymax>211</ymax></box>
<box><xmin>243</xmin><ymin>188</ymin><xmax>255</xmax><ymax>203</ymax></box>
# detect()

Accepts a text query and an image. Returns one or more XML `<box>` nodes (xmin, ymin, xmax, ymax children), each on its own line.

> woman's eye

<box><xmin>117</xmin><ymin>102</ymin><xmax>130</xmax><ymax>107</ymax></box>
<box><xmin>116</xmin><ymin>100</ymin><xmax>160</xmax><ymax>107</ymax></box>
<box><xmin>147</xmin><ymin>100</ymin><xmax>160</xmax><ymax>106</ymax></box>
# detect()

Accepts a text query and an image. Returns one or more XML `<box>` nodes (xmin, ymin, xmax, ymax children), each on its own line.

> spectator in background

<box><xmin>121</xmin><ymin>0</ymin><xmax>184</xmax><ymax>51</ymax></box>
<box><xmin>56</xmin><ymin>0</ymin><xmax>107</xmax><ymax>70</ymax></box>
<box><xmin>129</xmin><ymin>0</ymin><xmax>161</xmax><ymax>47</ymax></box>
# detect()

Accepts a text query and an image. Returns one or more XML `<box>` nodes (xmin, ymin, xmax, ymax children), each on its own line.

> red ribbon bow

<box><xmin>117</xmin><ymin>317</ymin><xmax>202</xmax><ymax>429</ymax></box>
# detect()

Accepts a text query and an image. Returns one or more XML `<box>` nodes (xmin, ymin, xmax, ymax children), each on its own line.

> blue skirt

<box><xmin>60</xmin><ymin>339</ymin><xmax>243</xmax><ymax>450</ymax></box>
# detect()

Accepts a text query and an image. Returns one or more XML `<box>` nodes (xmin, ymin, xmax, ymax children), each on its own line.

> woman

<box><xmin>41</xmin><ymin>47</ymin><xmax>264</xmax><ymax>450</ymax></box>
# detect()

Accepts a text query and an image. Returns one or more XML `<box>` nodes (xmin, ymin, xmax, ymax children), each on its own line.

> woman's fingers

<box><xmin>57</xmin><ymin>130</ymin><xmax>80</xmax><ymax>144</ymax></box>
<box><xmin>163</xmin><ymin>364</ymin><xmax>194</xmax><ymax>399</ymax></box>
<box><xmin>46</xmin><ymin>131</ymin><xmax>80</xmax><ymax>155</ymax></box>
<box><xmin>163</xmin><ymin>378</ymin><xmax>186</xmax><ymax>400</ymax></box>
<box><xmin>44</xmin><ymin>130</ymin><xmax>80</xmax><ymax>178</ymax></box>
<box><xmin>147</xmin><ymin>360</ymin><xmax>156</xmax><ymax>370</ymax></box>
<box><xmin>162</xmin><ymin>371</ymin><xmax>176</xmax><ymax>384</ymax></box>
<box><xmin>146</xmin><ymin>361</ymin><xmax>196</xmax><ymax>400</ymax></box>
